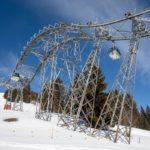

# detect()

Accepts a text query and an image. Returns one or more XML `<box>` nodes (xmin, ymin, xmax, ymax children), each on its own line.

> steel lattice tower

<box><xmin>58</xmin><ymin>28</ymin><xmax>109</xmax><ymax>134</ymax></box>
<box><xmin>35</xmin><ymin>57</ymin><xmax>59</xmax><ymax>121</ymax></box>
<box><xmin>93</xmin><ymin>18</ymin><xmax>146</xmax><ymax>144</ymax></box>
<box><xmin>35</xmin><ymin>32</ymin><xmax>82</xmax><ymax>121</ymax></box>
<box><xmin>1</xmin><ymin>8</ymin><xmax>150</xmax><ymax>144</ymax></box>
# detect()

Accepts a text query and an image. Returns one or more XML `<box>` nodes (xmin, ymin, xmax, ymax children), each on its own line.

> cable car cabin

<box><xmin>108</xmin><ymin>46</ymin><xmax>121</xmax><ymax>60</ymax></box>
<box><xmin>10</xmin><ymin>73</ymin><xmax>20</xmax><ymax>81</ymax></box>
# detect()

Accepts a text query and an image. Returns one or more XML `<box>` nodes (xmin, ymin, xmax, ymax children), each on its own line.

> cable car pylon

<box><xmin>93</xmin><ymin>17</ymin><xmax>146</xmax><ymax>144</ymax></box>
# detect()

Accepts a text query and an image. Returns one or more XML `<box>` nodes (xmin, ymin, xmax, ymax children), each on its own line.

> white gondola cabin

<box><xmin>10</xmin><ymin>73</ymin><xmax>20</xmax><ymax>81</ymax></box>
<box><xmin>108</xmin><ymin>46</ymin><xmax>121</xmax><ymax>60</ymax></box>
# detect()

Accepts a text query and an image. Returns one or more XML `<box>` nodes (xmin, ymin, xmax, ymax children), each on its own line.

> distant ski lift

<box><xmin>11</xmin><ymin>73</ymin><xmax>20</xmax><ymax>81</ymax></box>
<box><xmin>108</xmin><ymin>44</ymin><xmax>121</xmax><ymax>60</ymax></box>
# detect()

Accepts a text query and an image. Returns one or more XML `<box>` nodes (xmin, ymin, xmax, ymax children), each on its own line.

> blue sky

<box><xmin>0</xmin><ymin>0</ymin><xmax>150</xmax><ymax>108</ymax></box>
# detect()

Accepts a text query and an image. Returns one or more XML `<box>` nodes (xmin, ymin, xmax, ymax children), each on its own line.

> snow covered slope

<box><xmin>0</xmin><ymin>93</ymin><xmax>150</xmax><ymax>150</ymax></box>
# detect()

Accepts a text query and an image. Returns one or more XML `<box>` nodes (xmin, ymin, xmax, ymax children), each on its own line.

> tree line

<box><xmin>4</xmin><ymin>66</ymin><xmax>150</xmax><ymax>130</ymax></box>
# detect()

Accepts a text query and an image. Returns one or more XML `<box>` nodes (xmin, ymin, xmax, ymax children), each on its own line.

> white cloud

<box><xmin>29</xmin><ymin>0</ymin><xmax>137</xmax><ymax>22</ymax></box>
<box><xmin>0</xmin><ymin>51</ymin><xmax>18</xmax><ymax>80</ymax></box>
<box><xmin>136</xmin><ymin>38</ymin><xmax>150</xmax><ymax>85</ymax></box>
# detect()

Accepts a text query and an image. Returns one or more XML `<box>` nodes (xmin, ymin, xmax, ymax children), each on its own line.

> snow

<box><xmin>0</xmin><ymin>93</ymin><xmax>150</xmax><ymax>150</ymax></box>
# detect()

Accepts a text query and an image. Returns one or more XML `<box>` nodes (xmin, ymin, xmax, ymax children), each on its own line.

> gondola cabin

<box><xmin>108</xmin><ymin>46</ymin><xmax>121</xmax><ymax>60</ymax></box>
<box><xmin>10</xmin><ymin>73</ymin><xmax>20</xmax><ymax>81</ymax></box>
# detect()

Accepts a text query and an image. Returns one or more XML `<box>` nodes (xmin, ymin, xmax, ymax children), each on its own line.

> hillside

<box><xmin>0</xmin><ymin>93</ymin><xmax>150</xmax><ymax>150</ymax></box>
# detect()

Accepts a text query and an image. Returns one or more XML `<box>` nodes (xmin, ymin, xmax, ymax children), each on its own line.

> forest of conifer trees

<box><xmin>4</xmin><ymin>67</ymin><xmax>150</xmax><ymax>131</ymax></box>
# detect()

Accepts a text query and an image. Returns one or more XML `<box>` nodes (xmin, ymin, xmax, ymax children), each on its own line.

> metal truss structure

<box><xmin>1</xmin><ymin>8</ymin><xmax>150</xmax><ymax>144</ymax></box>
<box><xmin>57</xmin><ymin>27</ymin><xmax>107</xmax><ymax>134</ymax></box>
<box><xmin>93</xmin><ymin>18</ymin><xmax>145</xmax><ymax>144</ymax></box>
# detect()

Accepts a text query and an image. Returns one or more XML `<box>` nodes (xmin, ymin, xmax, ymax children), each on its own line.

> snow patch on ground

<box><xmin>0</xmin><ymin>93</ymin><xmax>150</xmax><ymax>150</ymax></box>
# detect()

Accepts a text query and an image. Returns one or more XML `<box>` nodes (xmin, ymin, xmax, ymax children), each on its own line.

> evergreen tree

<box><xmin>63</xmin><ymin>73</ymin><xmax>81</xmax><ymax>114</ymax></box>
<box><xmin>4</xmin><ymin>85</ymin><xmax>38</xmax><ymax>104</ymax></box>
<box><xmin>83</xmin><ymin>65</ymin><xmax>107</xmax><ymax>127</ymax></box>
<box><xmin>132</xmin><ymin>101</ymin><xmax>141</xmax><ymax>128</ymax></box>
<box><xmin>22</xmin><ymin>85</ymin><xmax>31</xmax><ymax>103</ymax></box>
<box><xmin>139</xmin><ymin>106</ymin><xmax>150</xmax><ymax>130</ymax></box>
<box><xmin>65</xmin><ymin>65</ymin><xmax>107</xmax><ymax>127</ymax></box>
<box><xmin>52</xmin><ymin>78</ymin><xmax>65</xmax><ymax>113</ymax></box>
<box><xmin>41</xmin><ymin>78</ymin><xmax>65</xmax><ymax>113</ymax></box>
<box><xmin>4</xmin><ymin>88</ymin><xmax>18</xmax><ymax>102</ymax></box>
<box><xmin>146</xmin><ymin>105</ymin><xmax>150</xmax><ymax>127</ymax></box>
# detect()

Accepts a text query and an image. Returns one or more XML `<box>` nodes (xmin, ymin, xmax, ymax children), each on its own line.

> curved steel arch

<box><xmin>7</xmin><ymin>24</ymin><xmax>93</xmax><ymax>87</ymax></box>
<box><xmin>1</xmin><ymin>8</ymin><xmax>150</xmax><ymax>144</ymax></box>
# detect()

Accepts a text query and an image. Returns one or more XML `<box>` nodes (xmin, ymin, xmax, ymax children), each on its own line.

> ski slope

<box><xmin>0</xmin><ymin>93</ymin><xmax>150</xmax><ymax>150</ymax></box>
